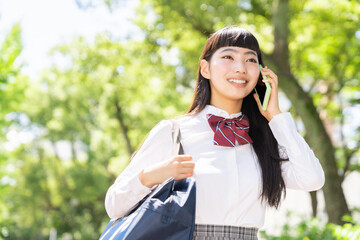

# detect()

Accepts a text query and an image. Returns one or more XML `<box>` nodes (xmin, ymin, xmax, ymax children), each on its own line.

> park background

<box><xmin>1</xmin><ymin>0</ymin><xmax>359</xmax><ymax>239</ymax></box>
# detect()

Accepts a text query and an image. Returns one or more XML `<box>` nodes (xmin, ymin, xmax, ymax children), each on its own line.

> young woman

<box><xmin>105</xmin><ymin>26</ymin><xmax>325</xmax><ymax>240</ymax></box>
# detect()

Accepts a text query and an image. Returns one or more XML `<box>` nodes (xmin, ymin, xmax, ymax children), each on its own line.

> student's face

<box><xmin>200</xmin><ymin>46</ymin><xmax>260</xmax><ymax>106</ymax></box>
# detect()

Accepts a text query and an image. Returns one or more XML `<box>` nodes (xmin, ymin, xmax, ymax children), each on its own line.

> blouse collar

<box><xmin>202</xmin><ymin>105</ymin><xmax>242</xmax><ymax>119</ymax></box>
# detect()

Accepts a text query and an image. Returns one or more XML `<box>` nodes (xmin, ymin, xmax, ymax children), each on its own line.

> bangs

<box><xmin>203</xmin><ymin>27</ymin><xmax>261</xmax><ymax>61</ymax></box>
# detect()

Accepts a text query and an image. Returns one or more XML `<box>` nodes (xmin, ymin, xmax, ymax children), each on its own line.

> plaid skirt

<box><xmin>192</xmin><ymin>224</ymin><xmax>258</xmax><ymax>240</ymax></box>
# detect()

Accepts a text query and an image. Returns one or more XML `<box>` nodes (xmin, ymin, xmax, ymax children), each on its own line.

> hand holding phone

<box><xmin>254</xmin><ymin>65</ymin><xmax>271</xmax><ymax>111</ymax></box>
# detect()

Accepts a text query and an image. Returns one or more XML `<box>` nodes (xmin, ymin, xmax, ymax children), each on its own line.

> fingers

<box><xmin>172</xmin><ymin>155</ymin><xmax>195</xmax><ymax>179</ymax></box>
<box><xmin>179</xmin><ymin>166</ymin><xmax>195</xmax><ymax>174</ymax></box>
<box><xmin>261</xmin><ymin>66</ymin><xmax>277</xmax><ymax>79</ymax></box>
<box><xmin>178</xmin><ymin>165</ymin><xmax>195</xmax><ymax>171</ymax></box>
<box><xmin>174</xmin><ymin>155</ymin><xmax>193</xmax><ymax>161</ymax></box>
<box><xmin>176</xmin><ymin>173</ymin><xmax>193</xmax><ymax>179</ymax></box>
<box><xmin>174</xmin><ymin>167</ymin><xmax>195</xmax><ymax>179</ymax></box>
<box><xmin>261</xmin><ymin>66</ymin><xmax>278</xmax><ymax>87</ymax></box>
<box><xmin>178</xmin><ymin>159</ymin><xmax>195</xmax><ymax>172</ymax></box>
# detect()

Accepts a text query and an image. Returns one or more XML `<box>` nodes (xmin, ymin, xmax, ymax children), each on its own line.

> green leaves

<box><xmin>1</xmin><ymin>27</ymin><xmax>193</xmax><ymax>238</ymax></box>
<box><xmin>260</xmin><ymin>215</ymin><xmax>360</xmax><ymax>240</ymax></box>
<box><xmin>0</xmin><ymin>24</ymin><xmax>27</xmax><ymax>127</ymax></box>
<box><xmin>0</xmin><ymin>23</ymin><xmax>22</xmax><ymax>83</ymax></box>
<box><xmin>1</xmin><ymin>0</ymin><xmax>360</xmax><ymax>238</ymax></box>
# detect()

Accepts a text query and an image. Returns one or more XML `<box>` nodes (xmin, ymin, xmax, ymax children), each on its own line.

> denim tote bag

<box><xmin>99</xmin><ymin>120</ymin><xmax>196</xmax><ymax>240</ymax></box>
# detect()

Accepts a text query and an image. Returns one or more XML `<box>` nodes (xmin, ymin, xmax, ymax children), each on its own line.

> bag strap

<box><xmin>171</xmin><ymin>119</ymin><xmax>184</xmax><ymax>155</ymax></box>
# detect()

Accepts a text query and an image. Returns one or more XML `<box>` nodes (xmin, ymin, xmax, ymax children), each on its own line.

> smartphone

<box><xmin>254</xmin><ymin>65</ymin><xmax>271</xmax><ymax>111</ymax></box>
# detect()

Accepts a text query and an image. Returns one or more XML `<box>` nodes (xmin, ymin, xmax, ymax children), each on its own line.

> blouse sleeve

<box><xmin>268</xmin><ymin>113</ymin><xmax>325</xmax><ymax>191</ymax></box>
<box><xmin>105</xmin><ymin>120</ymin><xmax>174</xmax><ymax>219</ymax></box>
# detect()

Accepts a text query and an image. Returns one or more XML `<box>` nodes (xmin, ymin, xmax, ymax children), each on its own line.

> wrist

<box><xmin>267</xmin><ymin>110</ymin><xmax>282</xmax><ymax>121</ymax></box>
<box><xmin>138</xmin><ymin>169</ymin><xmax>156</xmax><ymax>188</ymax></box>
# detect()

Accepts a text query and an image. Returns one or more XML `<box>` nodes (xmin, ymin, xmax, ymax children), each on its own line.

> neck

<box><xmin>210</xmin><ymin>98</ymin><xmax>243</xmax><ymax>115</ymax></box>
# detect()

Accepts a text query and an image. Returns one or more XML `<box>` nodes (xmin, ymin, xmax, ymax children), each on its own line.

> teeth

<box><xmin>229</xmin><ymin>79</ymin><xmax>246</xmax><ymax>84</ymax></box>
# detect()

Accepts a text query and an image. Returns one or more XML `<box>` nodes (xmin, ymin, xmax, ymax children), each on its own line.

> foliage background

<box><xmin>0</xmin><ymin>0</ymin><xmax>359</xmax><ymax>239</ymax></box>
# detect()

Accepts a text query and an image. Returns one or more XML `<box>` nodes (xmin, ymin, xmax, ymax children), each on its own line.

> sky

<box><xmin>0</xmin><ymin>0</ymin><xmax>140</xmax><ymax>79</ymax></box>
<box><xmin>0</xmin><ymin>0</ymin><xmax>142</xmax><ymax>153</ymax></box>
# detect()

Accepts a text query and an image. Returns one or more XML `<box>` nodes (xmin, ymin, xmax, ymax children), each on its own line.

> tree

<box><xmin>0</xmin><ymin>23</ymin><xmax>27</xmax><ymax>130</ymax></box>
<box><xmin>0</xmin><ymin>23</ymin><xmax>29</xmax><ymax>239</ymax></box>
<box><xmin>1</xmin><ymin>30</ymin><xmax>191</xmax><ymax>238</ymax></box>
<box><xmin>113</xmin><ymin>0</ymin><xmax>359</xmax><ymax>224</ymax></box>
<box><xmin>2</xmin><ymin>0</ymin><xmax>359</xmax><ymax>238</ymax></box>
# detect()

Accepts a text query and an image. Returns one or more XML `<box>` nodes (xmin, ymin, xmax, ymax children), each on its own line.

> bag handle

<box><xmin>170</xmin><ymin>119</ymin><xmax>190</xmax><ymax>191</ymax></box>
<box><xmin>171</xmin><ymin>119</ymin><xmax>184</xmax><ymax>155</ymax></box>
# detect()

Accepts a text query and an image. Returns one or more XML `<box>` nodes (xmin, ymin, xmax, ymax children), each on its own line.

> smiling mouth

<box><xmin>228</xmin><ymin>79</ymin><xmax>247</xmax><ymax>84</ymax></box>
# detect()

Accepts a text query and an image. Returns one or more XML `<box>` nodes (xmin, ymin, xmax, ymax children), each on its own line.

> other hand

<box><xmin>138</xmin><ymin>155</ymin><xmax>195</xmax><ymax>188</ymax></box>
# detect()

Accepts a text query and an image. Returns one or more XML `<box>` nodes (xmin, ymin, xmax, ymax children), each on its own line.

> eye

<box><xmin>222</xmin><ymin>55</ymin><xmax>233</xmax><ymax>60</ymax></box>
<box><xmin>246</xmin><ymin>58</ymin><xmax>258</xmax><ymax>63</ymax></box>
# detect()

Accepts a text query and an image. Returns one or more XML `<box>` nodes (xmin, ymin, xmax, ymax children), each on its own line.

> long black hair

<box><xmin>188</xmin><ymin>26</ymin><xmax>288</xmax><ymax>208</ymax></box>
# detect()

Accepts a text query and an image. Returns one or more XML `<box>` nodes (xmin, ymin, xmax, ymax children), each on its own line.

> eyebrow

<box><xmin>219</xmin><ymin>48</ymin><xmax>258</xmax><ymax>57</ymax></box>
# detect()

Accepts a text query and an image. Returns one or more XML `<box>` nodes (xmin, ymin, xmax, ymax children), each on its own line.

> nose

<box><xmin>233</xmin><ymin>60</ymin><xmax>247</xmax><ymax>74</ymax></box>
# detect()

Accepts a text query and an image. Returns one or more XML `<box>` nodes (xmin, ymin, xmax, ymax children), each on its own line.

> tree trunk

<box><xmin>71</xmin><ymin>141</ymin><xmax>78</xmax><ymax>163</ymax></box>
<box><xmin>271</xmin><ymin>0</ymin><xmax>349</xmax><ymax>224</ymax></box>
<box><xmin>114</xmin><ymin>99</ymin><xmax>134</xmax><ymax>155</ymax></box>
<box><xmin>310</xmin><ymin>191</ymin><xmax>317</xmax><ymax>217</ymax></box>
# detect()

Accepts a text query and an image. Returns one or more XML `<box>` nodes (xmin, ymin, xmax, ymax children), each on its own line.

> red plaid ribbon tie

<box><xmin>207</xmin><ymin>114</ymin><xmax>253</xmax><ymax>147</ymax></box>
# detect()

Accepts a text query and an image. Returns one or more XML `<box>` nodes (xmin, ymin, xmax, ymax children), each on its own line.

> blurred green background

<box><xmin>1</xmin><ymin>0</ymin><xmax>360</xmax><ymax>239</ymax></box>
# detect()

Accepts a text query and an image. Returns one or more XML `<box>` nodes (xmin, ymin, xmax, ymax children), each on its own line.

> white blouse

<box><xmin>105</xmin><ymin>105</ymin><xmax>325</xmax><ymax>228</ymax></box>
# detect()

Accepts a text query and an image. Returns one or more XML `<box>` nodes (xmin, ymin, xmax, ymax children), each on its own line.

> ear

<box><xmin>200</xmin><ymin>59</ymin><xmax>210</xmax><ymax>79</ymax></box>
